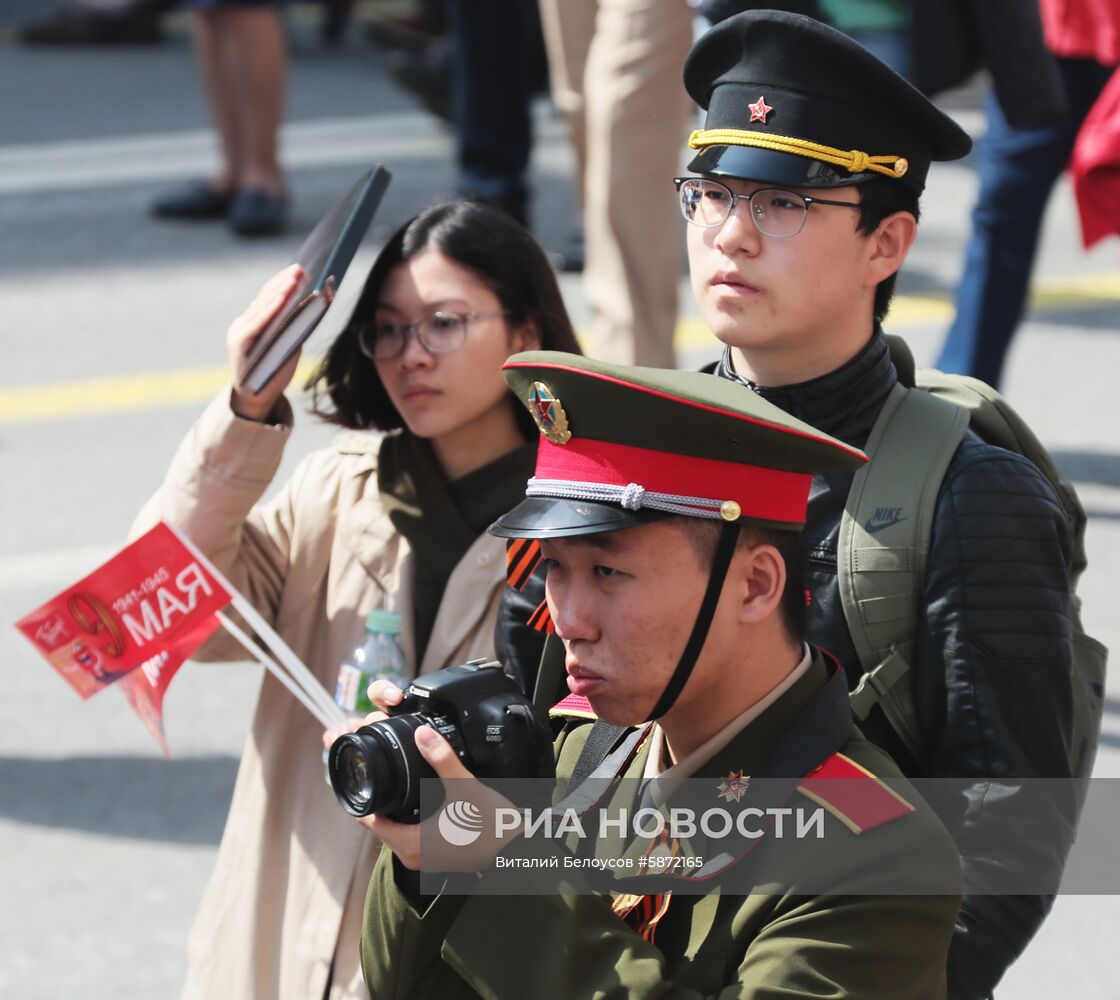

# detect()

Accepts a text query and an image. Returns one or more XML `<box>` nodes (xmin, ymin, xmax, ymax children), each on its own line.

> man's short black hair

<box><xmin>855</xmin><ymin>178</ymin><xmax>921</xmax><ymax>326</ymax></box>
<box><xmin>677</xmin><ymin>518</ymin><xmax>806</xmax><ymax>646</ymax></box>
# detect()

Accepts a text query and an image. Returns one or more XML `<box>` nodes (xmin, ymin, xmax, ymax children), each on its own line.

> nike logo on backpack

<box><xmin>864</xmin><ymin>507</ymin><xmax>908</xmax><ymax>534</ymax></box>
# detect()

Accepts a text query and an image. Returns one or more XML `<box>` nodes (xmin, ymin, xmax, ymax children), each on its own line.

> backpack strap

<box><xmin>839</xmin><ymin>382</ymin><xmax>969</xmax><ymax>770</ymax></box>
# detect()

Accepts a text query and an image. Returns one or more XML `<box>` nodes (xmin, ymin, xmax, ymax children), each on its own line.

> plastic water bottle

<box><xmin>334</xmin><ymin>608</ymin><xmax>410</xmax><ymax>714</ymax></box>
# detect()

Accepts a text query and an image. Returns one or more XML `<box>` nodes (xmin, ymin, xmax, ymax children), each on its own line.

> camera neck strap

<box><xmin>644</xmin><ymin>521</ymin><xmax>740</xmax><ymax>723</ymax></box>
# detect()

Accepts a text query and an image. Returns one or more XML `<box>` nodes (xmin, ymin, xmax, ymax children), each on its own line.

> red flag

<box><xmin>1071</xmin><ymin>68</ymin><xmax>1120</xmax><ymax>249</ymax></box>
<box><xmin>14</xmin><ymin>522</ymin><xmax>232</xmax><ymax>750</ymax></box>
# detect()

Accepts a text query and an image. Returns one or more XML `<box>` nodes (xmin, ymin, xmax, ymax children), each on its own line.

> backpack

<box><xmin>840</xmin><ymin>335</ymin><xmax>1107</xmax><ymax>798</ymax></box>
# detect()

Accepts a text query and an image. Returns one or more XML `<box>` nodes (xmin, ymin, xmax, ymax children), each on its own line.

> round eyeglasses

<box><xmin>674</xmin><ymin>177</ymin><xmax>861</xmax><ymax>238</ymax></box>
<box><xmin>357</xmin><ymin>308</ymin><xmax>511</xmax><ymax>361</ymax></box>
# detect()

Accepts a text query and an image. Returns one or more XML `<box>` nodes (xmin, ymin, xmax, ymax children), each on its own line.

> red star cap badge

<box><xmin>749</xmin><ymin>96</ymin><xmax>773</xmax><ymax>124</ymax></box>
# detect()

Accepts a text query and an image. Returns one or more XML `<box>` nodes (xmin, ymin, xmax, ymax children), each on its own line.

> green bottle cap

<box><xmin>365</xmin><ymin>608</ymin><xmax>402</xmax><ymax>634</ymax></box>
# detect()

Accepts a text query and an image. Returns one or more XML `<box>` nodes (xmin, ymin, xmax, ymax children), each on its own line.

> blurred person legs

<box><xmin>18</xmin><ymin>0</ymin><xmax>175</xmax><ymax>46</ymax></box>
<box><xmin>937</xmin><ymin>56</ymin><xmax>1112</xmax><ymax>388</ymax></box>
<box><xmin>539</xmin><ymin>0</ymin><xmax>692</xmax><ymax>367</ymax></box>
<box><xmin>383</xmin><ymin>0</ymin><xmax>543</xmax><ymax>227</ymax></box>
<box><xmin>319</xmin><ymin>0</ymin><xmax>354</xmax><ymax>45</ymax></box>
<box><xmin>445</xmin><ymin>0</ymin><xmax>543</xmax><ymax>227</ymax></box>
<box><xmin>385</xmin><ymin>29</ymin><xmax>453</xmax><ymax>124</ymax></box>
<box><xmin>152</xmin><ymin>2</ymin><xmax>288</xmax><ymax>236</ymax></box>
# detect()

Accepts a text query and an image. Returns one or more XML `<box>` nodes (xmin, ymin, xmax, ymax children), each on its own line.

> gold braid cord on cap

<box><xmin>688</xmin><ymin>128</ymin><xmax>909</xmax><ymax>178</ymax></box>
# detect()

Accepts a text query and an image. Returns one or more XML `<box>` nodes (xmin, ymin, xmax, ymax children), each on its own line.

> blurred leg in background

<box><xmin>445</xmin><ymin>0</ymin><xmax>544</xmax><ymax>227</ymax></box>
<box><xmin>373</xmin><ymin>0</ymin><xmax>546</xmax><ymax>229</ymax></box>
<box><xmin>938</xmin><ymin>56</ymin><xmax>1112</xmax><ymax>388</ymax></box>
<box><xmin>152</xmin><ymin>1</ymin><xmax>289</xmax><ymax>236</ymax></box>
<box><xmin>540</xmin><ymin>0</ymin><xmax>692</xmax><ymax>366</ymax></box>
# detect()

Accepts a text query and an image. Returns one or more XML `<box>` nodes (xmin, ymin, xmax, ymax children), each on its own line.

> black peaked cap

<box><xmin>683</xmin><ymin>10</ymin><xmax>972</xmax><ymax>191</ymax></box>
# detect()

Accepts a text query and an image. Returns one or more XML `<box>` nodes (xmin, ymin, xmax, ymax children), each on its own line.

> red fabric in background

<box><xmin>1071</xmin><ymin>66</ymin><xmax>1120</xmax><ymax>247</ymax></box>
<box><xmin>1040</xmin><ymin>0</ymin><xmax>1120</xmax><ymax>247</ymax></box>
<box><xmin>1040</xmin><ymin>0</ymin><xmax>1120</xmax><ymax>63</ymax></box>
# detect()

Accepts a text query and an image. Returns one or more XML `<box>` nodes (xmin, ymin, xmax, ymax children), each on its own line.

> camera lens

<box><xmin>328</xmin><ymin>714</ymin><xmax>428</xmax><ymax>819</ymax></box>
<box><xmin>333</xmin><ymin>740</ymin><xmax>374</xmax><ymax>811</ymax></box>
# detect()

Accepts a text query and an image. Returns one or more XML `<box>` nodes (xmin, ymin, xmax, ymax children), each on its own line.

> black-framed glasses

<box><xmin>357</xmin><ymin>308</ymin><xmax>511</xmax><ymax>361</ymax></box>
<box><xmin>674</xmin><ymin>177</ymin><xmax>861</xmax><ymax>238</ymax></box>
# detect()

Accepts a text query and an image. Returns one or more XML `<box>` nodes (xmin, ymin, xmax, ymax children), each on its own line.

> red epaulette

<box><xmin>549</xmin><ymin>693</ymin><xmax>597</xmax><ymax>720</ymax></box>
<box><xmin>796</xmin><ymin>752</ymin><xmax>914</xmax><ymax>834</ymax></box>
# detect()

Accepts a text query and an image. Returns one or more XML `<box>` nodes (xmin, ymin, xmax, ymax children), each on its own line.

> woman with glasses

<box><xmin>133</xmin><ymin>200</ymin><xmax>580</xmax><ymax>1000</ymax></box>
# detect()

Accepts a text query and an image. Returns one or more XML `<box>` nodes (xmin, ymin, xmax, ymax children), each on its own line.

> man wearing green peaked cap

<box><xmin>358</xmin><ymin>352</ymin><xmax>961</xmax><ymax>999</ymax></box>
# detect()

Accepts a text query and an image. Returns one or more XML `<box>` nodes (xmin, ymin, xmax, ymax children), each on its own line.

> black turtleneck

<box><xmin>711</xmin><ymin>328</ymin><xmax>897</xmax><ymax>449</ymax></box>
<box><xmin>378</xmin><ymin>433</ymin><xmax>536</xmax><ymax>666</ymax></box>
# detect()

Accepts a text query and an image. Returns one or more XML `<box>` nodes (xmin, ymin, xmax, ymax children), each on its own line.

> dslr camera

<box><xmin>328</xmin><ymin>659</ymin><xmax>555</xmax><ymax>821</ymax></box>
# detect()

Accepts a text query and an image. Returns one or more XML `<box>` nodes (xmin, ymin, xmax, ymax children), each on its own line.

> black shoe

<box><xmin>228</xmin><ymin>187</ymin><xmax>287</xmax><ymax>237</ymax></box>
<box><xmin>151</xmin><ymin>181</ymin><xmax>232</xmax><ymax>220</ymax></box>
<box><xmin>18</xmin><ymin>4</ymin><xmax>163</xmax><ymax>45</ymax></box>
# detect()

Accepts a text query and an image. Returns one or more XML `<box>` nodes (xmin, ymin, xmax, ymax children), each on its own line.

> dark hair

<box><xmin>309</xmin><ymin>200</ymin><xmax>581</xmax><ymax>432</ymax></box>
<box><xmin>678</xmin><ymin>518</ymin><xmax>806</xmax><ymax>646</ymax></box>
<box><xmin>854</xmin><ymin>178</ymin><xmax>921</xmax><ymax>326</ymax></box>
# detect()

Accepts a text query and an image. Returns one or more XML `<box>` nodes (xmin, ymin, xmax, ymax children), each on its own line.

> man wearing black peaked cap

<box><xmin>678</xmin><ymin>11</ymin><xmax>1082</xmax><ymax>999</ymax></box>
<box><xmin>360</xmin><ymin>352</ymin><xmax>962</xmax><ymax>999</ymax></box>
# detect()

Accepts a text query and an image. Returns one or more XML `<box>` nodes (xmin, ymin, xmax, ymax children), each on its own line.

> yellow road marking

<box><xmin>2</xmin><ymin>276</ymin><xmax>1117</xmax><ymax>425</ymax></box>
<box><xmin>0</xmin><ymin>361</ymin><xmax>320</xmax><ymax>425</ymax></box>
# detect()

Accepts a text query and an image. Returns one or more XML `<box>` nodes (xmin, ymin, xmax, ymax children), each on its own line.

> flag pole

<box><xmin>165</xmin><ymin>523</ymin><xmax>344</xmax><ymax>725</ymax></box>
<box><xmin>216</xmin><ymin>611</ymin><xmax>336</xmax><ymax>728</ymax></box>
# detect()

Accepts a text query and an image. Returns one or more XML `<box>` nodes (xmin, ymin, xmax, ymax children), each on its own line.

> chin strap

<box><xmin>645</xmin><ymin>521</ymin><xmax>740</xmax><ymax>722</ymax></box>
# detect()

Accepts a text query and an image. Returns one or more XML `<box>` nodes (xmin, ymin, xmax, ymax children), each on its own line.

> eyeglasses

<box><xmin>357</xmin><ymin>308</ymin><xmax>511</xmax><ymax>361</ymax></box>
<box><xmin>674</xmin><ymin>177</ymin><xmax>861</xmax><ymax>238</ymax></box>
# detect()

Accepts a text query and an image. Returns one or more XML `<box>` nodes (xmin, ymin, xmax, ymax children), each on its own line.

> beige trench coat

<box><xmin>134</xmin><ymin>392</ymin><xmax>510</xmax><ymax>1000</ymax></box>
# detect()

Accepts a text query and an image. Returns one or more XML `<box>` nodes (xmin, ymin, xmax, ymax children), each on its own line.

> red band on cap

<box><xmin>535</xmin><ymin>437</ymin><xmax>812</xmax><ymax>524</ymax></box>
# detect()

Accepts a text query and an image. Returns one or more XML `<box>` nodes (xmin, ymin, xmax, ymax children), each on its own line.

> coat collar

<box><xmin>695</xmin><ymin>649</ymin><xmax>852</xmax><ymax>785</ymax></box>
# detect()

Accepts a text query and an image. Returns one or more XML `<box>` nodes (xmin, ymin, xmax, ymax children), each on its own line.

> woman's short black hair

<box><xmin>309</xmin><ymin>200</ymin><xmax>581</xmax><ymax>433</ymax></box>
<box><xmin>854</xmin><ymin>178</ymin><xmax>921</xmax><ymax>325</ymax></box>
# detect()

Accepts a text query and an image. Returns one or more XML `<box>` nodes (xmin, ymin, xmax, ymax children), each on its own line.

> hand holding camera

<box><xmin>326</xmin><ymin>660</ymin><xmax>555</xmax><ymax>872</ymax></box>
<box><xmin>329</xmin><ymin>658</ymin><xmax>554</xmax><ymax>799</ymax></box>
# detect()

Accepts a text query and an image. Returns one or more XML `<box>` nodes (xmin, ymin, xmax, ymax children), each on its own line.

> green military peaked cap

<box><xmin>490</xmin><ymin>351</ymin><xmax>866</xmax><ymax>539</ymax></box>
<box><xmin>682</xmin><ymin>10</ymin><xmax>972</xmax><ymax>192</ymax></box>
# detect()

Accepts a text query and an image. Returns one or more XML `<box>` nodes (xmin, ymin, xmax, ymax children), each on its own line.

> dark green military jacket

<box><xmin>361</xmin><ymin>652</ymin><xmax>962</xmax><ymax>998</ymax></box>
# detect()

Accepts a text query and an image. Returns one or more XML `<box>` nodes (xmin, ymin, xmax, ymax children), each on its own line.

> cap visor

<box><xmin>489</xmin><ymin>496</ymin><xmax>667</xmax><ymax>539</ymax></box>
<box><xmin>688</xmin><ymin>144</ymin><xmax>872</xmax><ymax>188</ymax></box>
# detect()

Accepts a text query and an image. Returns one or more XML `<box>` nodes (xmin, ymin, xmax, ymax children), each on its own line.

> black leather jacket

<box><xmin>712</xmin><ymin>332</ymin><xmax>1077</xmax><ymax>999</ymax></box>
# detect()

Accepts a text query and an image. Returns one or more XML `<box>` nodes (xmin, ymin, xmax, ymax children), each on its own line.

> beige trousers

<box><xmin>539</xmin><ymin>0</ymin><xmax>694</xmax><ymax>367</ymax></box>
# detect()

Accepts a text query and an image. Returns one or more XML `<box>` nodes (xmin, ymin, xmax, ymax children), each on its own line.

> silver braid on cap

<box><xmin>526</xmin><ymin>478</ymin><xmax>727</xmax><ymax>519</ymax></box>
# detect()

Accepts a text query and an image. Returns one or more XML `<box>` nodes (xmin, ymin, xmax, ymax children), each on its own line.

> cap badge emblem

<box><xmin>748</xmin><ymin>95</ymin><xmax>773</xmax><ymax>124</ymax></box>
<box><xmin>718</xmin><ymin>770</ymin><xmax>750</xmax><ymax>803</ymax></box>
<box><xmin>527</xmin><ymin>381</ymin><xmax>572</xmax><ymax>445</ymax></box>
